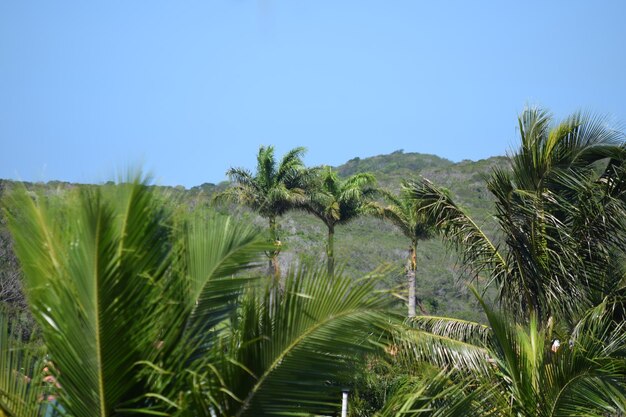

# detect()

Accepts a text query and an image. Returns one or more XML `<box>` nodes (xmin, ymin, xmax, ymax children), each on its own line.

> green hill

<box><xmin>0</xmin><ymin>151</ymin><xmax>508</xmax><ymax>321</ymax></box>
<box><xmin>275</xmin><ymin>151</ymin><xmax>508</xmax><ymax>321</ymax></box>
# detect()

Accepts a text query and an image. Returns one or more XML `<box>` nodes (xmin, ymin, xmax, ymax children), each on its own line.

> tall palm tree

<box><xmin>366</xmin><ymin>183</ymin><xmax>435</xmax><ymax>317</ymax></box>
<box><xmin>411</xmin><ymin>108</ymin><xmax>626</xmax><ymax>324</ymax></box>
<box><xmin>218</xmin><ymin>146</ymin><xmax>312</xmax><ymax>278</ymax></box>
<box><xmin>304</xmin><ymin>166</ymin><xmax>377</xmax><ymax>275</ymax></box>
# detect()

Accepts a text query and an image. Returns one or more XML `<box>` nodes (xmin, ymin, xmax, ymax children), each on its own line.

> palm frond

<box><xmin>173</xmin><ymin>210</ymin><xmax>268</xmax><ymax>353</ymax></box>
<box><xmin>390</xmin><ymin>321</ymin><xmax>492</xmax><ymax>376</ymax></box>
<box><xmin>6</xmin><ymin>178</ymin><xmax>172</xmax><ymax>417</ymax></box>
<box><xmin>408</xmin><ymin>179</ymin><xmax>507</xmax><ymax>285</ymax></box>
<box><xmin>408</xmin><ymin>316</ymin><xmax>491</xmax><ymax>347</ymax></box>
<box><xmin>476</xmin><ymin>290</ymin><xmax>626</xmax><ymax>417</ymax></box>
<box><xmin>375</xmin><ymin>369</ymin><xmax>484</xmax><ymax>417</ymax></box>
<box><xmin>213</xmin><ymin>265</ymin><xmax>391</xmax><ymax>416</ymax></box>
<box><xmin>0</xmin><ymin>308</ymin><xmax>46</xmax><ymax>417</ymax></box>
<box><xmin>276</xmin><ymin>146</ymin><xmax>306</xmax><ymax>184</ymax></box>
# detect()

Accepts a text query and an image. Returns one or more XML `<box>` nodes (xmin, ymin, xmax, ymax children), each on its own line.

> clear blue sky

<box><xmin>1</xmin><ymin>1</ymin><xmax>625</xmax><ymax>187</ymax></box>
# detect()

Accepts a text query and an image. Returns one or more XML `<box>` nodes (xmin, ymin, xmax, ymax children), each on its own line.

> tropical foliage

<box><xmin>366</xmin><ymin>183</ymin><xmax>435</xmax><ymax>317</ymax></box>
<box><xmin>217</xmin><ymin>146</ymin><xmax>312</xmax><ymax>278</ymax></box>
<box><xmin>412</xmin><ymin>109</ymin><xmax>626</xmax><ymax>324</ymax></box>
<box><xmin>381</xmin><ymin>291</ymin><xmax>626</xmax><ymax>416</ymax></box>
<box><xmin>0</xmin><ymin>177</ymin><xmax>390</xmax><ymax>416</ymax></box>
<box><xmin>0</xmin><ymin>308</ymin><xmax>45</xmax><ymax>417</ymax></box>
<box><xmin>303</xmin><ymin>166</ymin><xmax>377</xmax><ymax>274</ymax></box>
<box><xmin>1</xmin><ymin>107</ymin><xmax>626</xmax><ymax>416</ymax></box>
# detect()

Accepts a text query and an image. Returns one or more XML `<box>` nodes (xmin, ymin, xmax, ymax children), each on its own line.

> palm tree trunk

<box><xmin>407</xmin><ymin>240</ymin><xmax>417</xmax><ymax>318</ymax></box>
<box><xmin>327</xmin><ymin>224</ymin><xmax>335</xmax><ymax>276</ymax></box>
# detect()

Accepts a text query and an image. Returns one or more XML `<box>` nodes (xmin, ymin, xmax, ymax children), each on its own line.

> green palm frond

<box><xmin>211</xmin><ymin>265</ymin><xmax>391</xmax><ymax>416</ymax></box>
<box><xmin>408</xmin><ymin>178</ymin><xmax>507</xmax><ymax>285</ymax></box>
<box><xmin>476</xmin><ymin>290</ymin><xmax>626</xmax><ymax>417</ymax></box>
<box><xmin>166</xmin><ymin>210</ymin><xmax>268</xmax><ymax>351</ymax></box>
<box><xmin>225</xmin><ymin>168</ymin><xmax>256</xmax><ymax>189</ymax></box>
<box><xmin>6</xmin><ymin>179</ymin><xmax>173</xmax><ymax>417</ymax></box>
<box><xmin>0</xmin><ymin>308</ymin><xmax>46</xmax><ymax>417</ymax></box>
<box><xmin>390</xmin><ymin>320</ymin><xmax>492</xmax><ymax>376</ymax></box>
<box><xmin>374</xmin><ymin>369</ymin><xmax>484</xmax><ymax>417</ymax></box>
<box><xmin>276</xmin><ymin>146</ymin><xmax>307</xmax><ymax>185</ymax></box>
<box><xmin>408</xmin><ymin>316</ymin><xmax>491</xmax><ymax>346</ymax></box>
<box><xmin>389</xmin><ymin>288</ymin><xmax>626</xmax><ymax>416</ymax></box>
<box><xmin>342</xmin><ymin>172</ymin><xmax>376</xmax><ymax>190</ymax></box>
<box><xmin>365</xmin><ymin>201</ymin><xmax>411</xmax><ymax>238</ymax></box>
<box><xmin>127</xmin><ymin>210</ymin><xmax>270</xmax><ymax>416</ymax></box>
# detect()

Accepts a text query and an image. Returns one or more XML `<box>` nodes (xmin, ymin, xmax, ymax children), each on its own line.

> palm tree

<box><xmin>366</xmin><ymin>183</ymin><xmax>435</xmax><ymax>318</ymax></box>
<box><xmin>201</xmin><ymin>265</ymin><xmax>389</xmax><ymax>417</ymax></box>
<box><xmin>4</xmin><ymin>178</ymin><xmax>267</xmax><ymax>417</ymax></box>
<box><xmin>218</xmin><ymin>146</ymin><xmax>312</xmax><ymax>278</ymax></box>
<box><xmin>2</xmin><ymin>176</ymin><xmax>390</xmax><ymax>416</ymax></box>
<box><xmin>304</xmin><ymin>166</ymin><xmax>377</xmax><ymax>275</ymax></box>
<box><xmin>411</xmin><ymin>108</ymin><xmax>626</xmax><ymax>324</ymax></box>
<box><xmin>386</xmin><ymin>292</ymin><xmax>626</xmax><ymax>416</ymax></box>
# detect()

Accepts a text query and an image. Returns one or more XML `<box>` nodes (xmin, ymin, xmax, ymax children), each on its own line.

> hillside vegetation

<box><xmin>0</xmin><ymin>151</ymin><xmax>508</xmax><ymax>321</ymax></box>
<box><xmin>3</xmin><ymin>107</ymin><xmax>626</xmax><ymax>416</ymax></box>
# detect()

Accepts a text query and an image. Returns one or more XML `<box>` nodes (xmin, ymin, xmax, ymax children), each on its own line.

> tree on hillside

<box><xmin>412</xmin><ymin>108</ymin><xmax>626</xmax><ymax>324</ymax></box>
<box><xmin>366</xmin><ymin>183</ymin><xmax>435</xmax><ymax>317</ymax></box>
<box><xmin>217</xmin><ymin>145</ymin><xmax>313</xmax><ymax>278</ymax></box>
<box><xmin>304</xmin><ymin>166</ymin><xmax>377</xmax><ymax>275</ymax></box>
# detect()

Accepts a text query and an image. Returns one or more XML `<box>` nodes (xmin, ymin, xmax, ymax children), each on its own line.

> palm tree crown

<box><xmin>366</xmin><ymin>182</ymin><xmax>435</xmax><ymax>317</ymax></box>
<box><xmin>413</xmin><ymin>108</ymin><xmax>626</xmax><ymax>323</ymax></box>
<box><xmin>219</xmin><ymin>145</ymin><xmax>313</xmax><ymax>276</ymax></box>
<box><xmin>384</xmin><ymin>292</ymin><xmax>626</xmax><ymax>417</ymax></box>
<box><xmin>304</xmin><ymin>166</ymin><xmax>377</xmax><ymax>274</ymax></box>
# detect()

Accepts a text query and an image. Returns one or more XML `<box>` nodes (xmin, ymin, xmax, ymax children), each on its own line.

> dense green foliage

<box><xmin>303</xmin><ymin>167</ymin><xmax>377</xmax><ymax>275</ymax></box>
<box><xmin>216</xmin><ymin>146</ymin><xmax>313</xmax><ymax>278</ymax></box>
<box><xmin>1</xmin><ymin>177</ymin><xmax>391</xmax><ymax>417</ymax></box>
<box><xmin>0</xmin><ymin>150</ymin><xmax>503</xmax><ymax>321</ymax></box>
<box><xmin>1</xmin><ymin>107</ymin><xmax>626</xmax><ymax>416</ymax></box>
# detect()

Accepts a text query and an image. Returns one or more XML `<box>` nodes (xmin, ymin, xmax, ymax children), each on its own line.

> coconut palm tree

<box><xmin>366</xmin><ymin>183</ymin><xmax>435</xmax><ymax>317</ymax></box>
<box><xmin>411</xmin><ymin>108</ymin><xmax>626</xmax><ymax>324</ymax></box>
<box><xmin>304</xmin><ymin>166</ymin><xmax>377</xmax><ymax>275</ymax></box>
<box><xmin>217</xmin><ymin>146</ymin><xmax>313</xmax><ymax>278</ymax></box>
<box><xmin>385</xmin><ymin>292</ymin><xmax>626</xmax><ymax>416</ymax></box>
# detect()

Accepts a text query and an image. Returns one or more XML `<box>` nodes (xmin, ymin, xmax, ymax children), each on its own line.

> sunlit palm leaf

<box><xmin>6</xmin><ymin>179</ymin><xmax>172</xmax><ymax>417</ymax></box>
<box><xmin>212</xmin><ymin>266</ymin><xmax>391</xmax><ymax>416</ymax></box>
<box><xmin>374</xmin><ymin>369</ymin><xmax>484</xmax><ymax>417</ymax></box>
<box><xmin>476</xmin><ymin>291</ymin><xmax>626</xmax><ymax>417</ymax></box>
<box><xmin>408</xmin><ymin>178</ymin><xmax>507</xmax><ymax>286</ymax></box>
<box><xmin>390</xmin><ymin>318</ymin><xmax>492</xmax><ymax>376</ymax></box>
